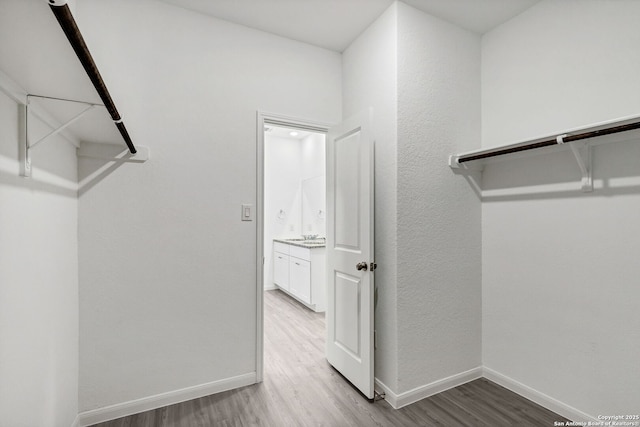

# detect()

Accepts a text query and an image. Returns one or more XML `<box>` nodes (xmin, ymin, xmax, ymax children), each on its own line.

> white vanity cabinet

<box><xmin>289</xmin><ymin>257</ymin><xmax>311</xmax><ymax>302</ymax></box>
<box><xmin>273</xmin><ymin>241</ymin><xmax>326</xmax><ymax>312</ymax></box>
<box><xmin>273</xmin><ymin>242</ymin><xmax>290</xmax><ymax>291</ymax></box>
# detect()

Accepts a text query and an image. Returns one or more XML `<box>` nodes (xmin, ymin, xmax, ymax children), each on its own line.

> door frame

<box><xmin>255</xmin><ymin>111</ymin><xmax>331</xmax><ymax>382</ymax></box>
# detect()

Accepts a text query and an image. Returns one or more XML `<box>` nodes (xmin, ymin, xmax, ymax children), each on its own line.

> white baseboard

<box><xmin>78</xmin><ymin>372</ymin><xmax>256</xmax><ymax>427</ymax></box>
<box><xmin>74</xmin><ymin>367</ymin><xmax>597</xmax><ymax>425</ymax></box>
<box><xmin>376</xmin><ymin>366</ymin><xmax>596</xmax><ymax>421</ymax></box>
<box><xmin>376</xmin><ymin>366</ymin><xmax>483</xmax><ymax>409</ymax></box>
<box><xmin>482</xmin><ymin>367</ymin><xmax>597</xmax><ymax>423</ymax></box>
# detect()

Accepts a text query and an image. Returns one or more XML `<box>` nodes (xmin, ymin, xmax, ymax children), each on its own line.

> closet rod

<box><xmin>48</xmin><ymin>0</ymin><xmax>137</xmax><ymax>154</ymax></box>
<box><xmin>458</xmin><ymin>120</ymin><xmax>640</xmax><ymax>163</ymax></box>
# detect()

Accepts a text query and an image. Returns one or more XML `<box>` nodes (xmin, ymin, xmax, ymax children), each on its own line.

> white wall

<box><xmin>343</xmin><ymin>1</ymin><xmax>482</xmax><ymax>399</ymax></box>
<box><xmin>0</xmin><ymin>92</ymin><xmax>79</xmax><ymax>426</ymax></box>
<box><xmin>75</xmin><ymin>0</ymin><xmax>341</xmax><ymax>412</ymax></box>
<box><xmin>342</xmin><ymin>2</ymin><xmax>399</xmax><ymax>392</ymax></box>
<box><xmin>263</xmin><ymin>133</ymin><xmax>326</xmax><ymax>290</ymax></box>
<box><xmin>301</xmin><ymin>133</ymin><xmax>326</xmax><ymax>181</ymax></box>
<box><xmin>301</xmin><ymin>133</ymin><xmax>326</xmax><ymax>238</ymax></box>
<box><xmin>264</xmin><ymin>135</ymin><xmax>303</xmax><ymax>290</ymax></box>
<box><xmin>482</xmin><ymin>0</ymin><xmax>640</xmax><ymax>419</ymax></box>
<box><xmin>396</xmin><ymin>1</ymin><xmax>482</xmax><ymax>393</ymax></box>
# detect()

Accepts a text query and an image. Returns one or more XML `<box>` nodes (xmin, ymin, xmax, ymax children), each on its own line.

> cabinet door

<box><xmin>290</xmin><ymin>257</ymin><xmax>311</xmax><ymax>304</ymax></box>
<box><xmin>274</xmin><ymin>252</ymin><xmax>290</xmax><ymax>290</ymax></box>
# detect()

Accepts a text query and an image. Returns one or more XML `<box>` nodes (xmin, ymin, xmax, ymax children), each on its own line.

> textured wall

<box><xmin>76</xmin><ymin>0</ymin><xmax>341</xmax><ymax>412</ymax></box>
<box><xmin>482</xmin><ymin>0</ymin><xmax>640</xmax><ymax>418</ymax></box>
<box><xmin>342</xmin><ymin>2</ymin><xmax>399</xmax><ymax>391</ymax></box>
<box><xmin>396</xmin><ymin>1</ymin><xmax>482</xmax><ymax>393</ymax></box>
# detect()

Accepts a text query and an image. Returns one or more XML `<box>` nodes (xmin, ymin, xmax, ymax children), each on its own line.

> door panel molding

<box><xmin>326</xmin><ymin>108</ymin><xmax>375</xmax><ymax>399</ymax></box>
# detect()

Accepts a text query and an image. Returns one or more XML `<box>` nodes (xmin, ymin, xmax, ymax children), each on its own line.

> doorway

<box><xmin>256</xmin><ymin>112</ymin><xmax>330</xmax><ymax>381</ymax></box>
<box><xmin>263</xmin><ymin>124</ymin><xmax>327</xmax><ymax>299</ymax></box>
<box><xmin>256</xmin><ymin>110</ymin><xmax>376</xmax><ymax>400</ymax></box>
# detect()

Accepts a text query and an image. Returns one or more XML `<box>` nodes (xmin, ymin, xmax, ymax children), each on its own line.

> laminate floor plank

<box><xmin>91</xmin><ymin>289</ymin><xmax>569</xmax><ymax>427</ymax></box>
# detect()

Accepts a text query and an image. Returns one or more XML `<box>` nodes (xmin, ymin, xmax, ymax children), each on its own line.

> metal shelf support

<box><xmin>22</xmin><ymin>96</ymin><xmax>99</xmax><ymax>177</ymax></box>
<box><xmin>557</xmin><ymin>134</ymin><xmax>593</xmax><ymax>193</ymax></box>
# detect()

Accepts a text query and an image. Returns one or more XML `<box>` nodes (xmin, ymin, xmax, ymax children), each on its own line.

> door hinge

<box><xmin>370</xmin><ymin>262</ymin><xmax>377</xmax><ymax>271</ymax></box>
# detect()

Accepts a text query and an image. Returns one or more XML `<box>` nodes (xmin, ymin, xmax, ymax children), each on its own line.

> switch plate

<box><xmin>241</xmin><ymin>204</ymin><xmax>254</xmax><ymax>221</ymax></box>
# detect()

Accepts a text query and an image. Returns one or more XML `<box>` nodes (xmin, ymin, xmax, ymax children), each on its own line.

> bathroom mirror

<box><xmin>301</xmin><ymin>175</ymin><xmax>326</xmax><ymax>237</ymax></box>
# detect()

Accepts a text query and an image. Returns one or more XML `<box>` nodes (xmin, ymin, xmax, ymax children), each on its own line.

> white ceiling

<box><xmin>160</xmin><ymin>0</ymin><xmax>540</xmax><ymax>52</ymax></box>
<box><xmin>403</xmin><ymin>0</ymin><xmax>539</xmax><ymax>34</ymax></box>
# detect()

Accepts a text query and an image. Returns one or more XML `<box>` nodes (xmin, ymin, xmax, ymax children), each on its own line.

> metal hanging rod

<box><xmin>455</xmin><ymin>119</ymin><xmax>640</xmax><ymax>164</ymax></box>
<box><xmin>47</xmin><ymin>0</ymin><xmax>137</xmax><ymax>154</ymax></box>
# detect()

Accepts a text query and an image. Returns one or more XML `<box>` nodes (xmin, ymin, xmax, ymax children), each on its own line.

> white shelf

<box><xmin>449</xmin><ymin>113</ymin><xmax>640</xmax><ymax>192</ymax></box>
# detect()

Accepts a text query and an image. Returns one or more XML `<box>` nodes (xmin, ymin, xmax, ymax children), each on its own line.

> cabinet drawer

<box><xmin>273</xmin><ymin>241</ymin><xmax>290</xmax><ymax>255</ymax></box>
<box><xmin>289</xmin><ymin>245</ymin><xmax>310</xmax><ymax>261</ymax></box>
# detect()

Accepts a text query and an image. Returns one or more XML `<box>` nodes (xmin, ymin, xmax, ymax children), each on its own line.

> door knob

<box><xmin>356</xmin><ymin>262</ymin><xmax>368</xmax><ymax>271</ymax></box>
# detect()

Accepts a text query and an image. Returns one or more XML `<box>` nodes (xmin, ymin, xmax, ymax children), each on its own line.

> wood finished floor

<box><xmin>91</xmin><ymin>289</ymin><xmax>569</xmax><ymax>426</ymax></box>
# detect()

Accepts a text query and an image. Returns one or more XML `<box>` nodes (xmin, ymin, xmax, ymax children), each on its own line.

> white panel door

<box><xmin>326</xmin><ymin>109</ymin><xmax>374</xmax><ymax>399</ymax></box>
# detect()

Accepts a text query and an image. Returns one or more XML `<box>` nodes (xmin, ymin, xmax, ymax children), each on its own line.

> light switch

<box><xmin>241</xmin><ymin>204</ymin><xmax>254</xmax><ymax>221</ymax></box>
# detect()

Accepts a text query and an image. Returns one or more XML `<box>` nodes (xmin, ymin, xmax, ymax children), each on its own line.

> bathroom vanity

<box><xmin>273</xmin><ymin>239</ymin><xmax>326</xmax><ymax>312</ymax></box>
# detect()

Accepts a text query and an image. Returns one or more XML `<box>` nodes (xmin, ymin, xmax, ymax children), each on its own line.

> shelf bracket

<box><xmin>29</xmin><ymin>103</ymin><xmax>96</xmax><ymax>149</ymax></box>
<box><xmin>22</xmin><ymin>97</ymin><xmax>98</xmax><ymax>177</ymax></box>
<box><xmin>448</xmin><ymin>154</ymin><xmax>483</xmax><ymax>173</ymax></box>
<box><xmin>557</xmin><ymin>134</ymin><xmax>593</xmax><ymax>192</ymax></box>
<box><xmin>448</xmin><ymin>155</ymin><xmax>461</xmax><ymax>169</ymax></box>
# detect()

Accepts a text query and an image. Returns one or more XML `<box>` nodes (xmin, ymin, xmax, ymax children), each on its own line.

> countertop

<box><xmin>273</xmin><ymin>238</ymin><xmax>326</xmax><ymax>249</ymax></box>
